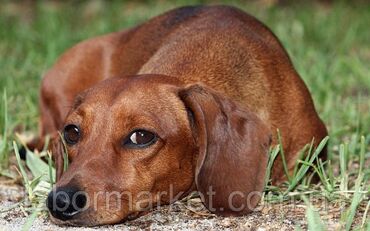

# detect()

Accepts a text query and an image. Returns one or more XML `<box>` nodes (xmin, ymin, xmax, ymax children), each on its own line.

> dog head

<box><xmin>47</xmin><ymin>74</ymin><xmax>271</xmax><ymax>226</ymax></box>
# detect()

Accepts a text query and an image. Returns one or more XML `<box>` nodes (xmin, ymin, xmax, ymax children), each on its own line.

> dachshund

<box><xmin>27</xmin><ymin>5</ymin><xmax>327</xmax><ymax>226</ymax></box>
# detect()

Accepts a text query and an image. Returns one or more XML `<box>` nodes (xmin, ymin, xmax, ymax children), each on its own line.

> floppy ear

<box><xmin>50</xmin><ymin>133</ymin><xmax>64</xmax><ymax>182</ymax></box>
<box><xmin>179</xmin><ymin>84</ymin><xmax>271</xmax><ymax>216</ymax></box>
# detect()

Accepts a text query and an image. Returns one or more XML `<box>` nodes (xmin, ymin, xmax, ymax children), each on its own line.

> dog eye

<box><xmin>63</xmin><ymin>124</ymin><xmax>80</xmax><ymax>145</ymax></box>
<box><xmin>124</xmin><ymin>130</ymin><xmax>157</xmax><ymax>148</ymax></box>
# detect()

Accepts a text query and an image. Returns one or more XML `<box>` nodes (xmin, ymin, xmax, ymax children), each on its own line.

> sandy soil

<box><xmin>1</xmin><ymin>158</ymin><xmax>369</xmax><ymax>231</ymax></box>
<box><xmin>1</xmin><ymin>178</ymin><xmax>363</xmax><ymax>231</ymax></box>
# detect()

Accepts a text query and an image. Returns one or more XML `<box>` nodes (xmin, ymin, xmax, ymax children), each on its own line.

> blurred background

<box><xmin>0</xmin><ymin>0</ymin><xmax>369</xmax><ymax>148</ymax></box>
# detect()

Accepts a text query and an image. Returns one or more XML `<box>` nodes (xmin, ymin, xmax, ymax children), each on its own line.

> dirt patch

<box><xmin>0</xmin><ymin>198</ymin><xmax>298</xmax><ymax>231</ymax></box>
<box><xmin>1</xmin><ymin>178</ymin><xmax>367</xmax><ymax>231</ymax></box>
<box><xmin>0</xmin><ymin>166</ymin><xmax>368</xmax><ymax>231</ymax></box>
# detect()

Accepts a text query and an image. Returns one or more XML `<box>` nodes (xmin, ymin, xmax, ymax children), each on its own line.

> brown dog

<box><xmin>29</xmin><ymin>5</ymin><xmax>327</xmax><ymax>226</ymax></box>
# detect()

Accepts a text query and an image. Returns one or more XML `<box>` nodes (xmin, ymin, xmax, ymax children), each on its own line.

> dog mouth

<box><xmin>48</xmin><ymin>211</ymin><xmax>81</xmax><ymax>226</ymax></box>
<box><xmin>48</xmin><ymin>206</ymin><xmax>103</xmax><ymax>227</ymax></box>
<box><xmin>125</xmin><ymin>211</ymin><xmax>145</xmax><ymax>221</ymax></box>
<box><xmin>48</xmin><ymin>204</ymin><xmax>145</xmax><ymax>226</ymax></box>
<box><xmin>48</xmin><ymin>209</ymin><xmax>80</xmax><ymax>221</ymax></box>
<box><xmin>47</xmin><ymin>203</ymin><xmax>89</xmax><ymax>225</ymax></box>
<box><xmin>49</xmin><ymin>209</ymin><xmax>128</xmax><ymax>227</ymax></box>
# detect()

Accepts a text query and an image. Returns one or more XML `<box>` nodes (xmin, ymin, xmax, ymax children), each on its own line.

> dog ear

<box><xmin>179</xmin><ymin>84</ymin><xmax>271</xmax><ymax>215</ymax></box>
<box><xmin>50</xmin><ymin>134</ymin><xmax>65</xmax><ymax>182</ymax></box>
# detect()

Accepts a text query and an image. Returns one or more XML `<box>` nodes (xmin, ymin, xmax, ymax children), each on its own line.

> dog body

<box><xmin>36</xmin><ymin>6</ymin><xmax>327</xmax><ymax>226</ymax></box>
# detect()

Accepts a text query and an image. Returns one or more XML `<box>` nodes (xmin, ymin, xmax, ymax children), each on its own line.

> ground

<box><xmin>0</xmin><ymin>177</ymin><xmax>367</xmax><ymax>230</ymax></box>
<box><xmin>0</xmin><ymin>180</ymin><xmax>358</xmax><ymax>230</ymax></box>
<box><xmin>0</xmin><ymin>0</ymin><xmax>369</xmax><ymax>230</ymax></box>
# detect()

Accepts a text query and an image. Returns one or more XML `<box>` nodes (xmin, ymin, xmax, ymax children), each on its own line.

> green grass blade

<box><xmin>342</xmin><ymin>173</ymin><xmax>365</xmax><ymax>231</ymax></box>
<box><xmin>47</xmin><ymin>151</ymin><xmax>54</xmax><ymax>188</ymax></box>
<box><xmin>302</xmin><ymin>196</ymin><xmax>327</xmax><ymax>231</ymax></box>
<box><xmin>2</xmin><ymin>90</ymin><xmax>8</xmax><ymax>138</ymax></box>
<box><xmin>293</xmin><ymin>144</ymin><xmax>309</xmax><ymax>178</ymax></box>
<box><xmin>318</xmin><ymin>158</ymin><xmax>333</xmax><ymax>193</ymax></box>
<box><xmin>286</xmin><ymin>136</ymin><xmax>329</xmax><ymax>193</ymax></box>
<box><xmin>362</xmin><ymin>200</ymin><xmax>370</xmax><ymax>228</ymax></box>
<box><xmin>13</xmin><ymin>142</ymin><xmax>29</xmax><ymax>185</ymax></box>
<box><xmin>21</xmin><ymin>208</ymin><xmax>38</xmax><ymax>231</ymax></box>
<box><xmin>359</xmin><ymin>136</ymin><xmax>365</xmax><ymax>175</ymax></box>
<box><xmin>264</xmin><ymin>145</ymin><xmax>280</xmax><ymax>188</ymax></box>
<box><xmin>327</xmin><ymin>160</ymin><xmax>335</xmax><ymax>194</ymax></box>
<box><xmin>25</xmin><ymin>149</ymin><xmax>55</xmax><ymax>183</ymax></box>
<box><xmin>0</xmin><ymin>90</ymin><xmax>9</xmax><ymax>167</ymax></box>
<box><xmin>13</xmin><ymin>141</ymin><xmax>32</xmax><ymax>199</ymax></box>
<box><xmin>29</xmin><ymin>175</ymin><xmax>43</xmax><ymax>191</ymax></box>
<box><xmin>277</xmin><ymin>129</ymin><xmax>291</xmax><ymax>183</ymax></box>
<box><xmin>339</xmin><ymin>143</ymin><xmax>349</xmax><ymax>194</ymax></box>
<box><xmin>58</xmin><ymin>132</ymin><xmax>69</xmax><ymax>172</ymax></box>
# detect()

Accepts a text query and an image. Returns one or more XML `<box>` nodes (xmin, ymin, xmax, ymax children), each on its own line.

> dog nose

<box><xmin>46</xmin><ymin>186</ymin><xmax>87</xmax><ymax>220</ymax></box>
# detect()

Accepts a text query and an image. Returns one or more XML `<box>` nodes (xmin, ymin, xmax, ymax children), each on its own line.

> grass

<box><xmin>263</xmin><ymin>135</ymin><xmax>368</xmax><ymax>230</ymax></box>
<box><xmin>0</xmin><ymin>0</ymin><xmax>369</xmax><ymax>230</ymax></box>
<box><xmin>0</xmin><ymin>91</ymin><xmax>9</xmax><ymax>170</ymax></box>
